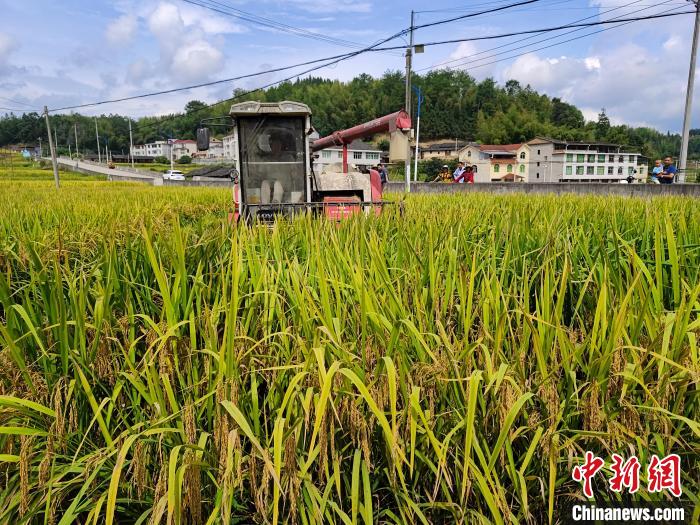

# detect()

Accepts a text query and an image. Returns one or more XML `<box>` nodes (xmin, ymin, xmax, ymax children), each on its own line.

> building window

<box><xmin>322</xmin><ymin>151</ymin><xmax>331</xmax><ymax>159</ymax></box>
<box><xmin>467</xmin><ymin>151</ymin><xmax>472</xmax><ymax>157</ymax></box>
<box><xmin>536</xmin><ymin>173</ymin><xmax>540</xmax><ymax>179</ymax></box>
<box><xmin>587</xmin><ymin>166</ymin><xmax>595</xmax><ymax>175</ymax></box>
<box><xmin>577</xmin><ymin>154</ymin><xmax>585</xmax><ymax>163</ymax></box>
<box><xmin>597</xmin><ymin>166</ymin><xmax>605</xmax><ymax>175</ymax></box>
<box><xmin>537</xmin><ymin>162</ymin><xmax>540</xmax><ymax>167</ymax></box>
<box><xmin>494</xmin><ymin>164</ymin><xmax>500</xmax><ymax>173</ymax></box>
<box><xmin>353</xmin><ymin>151</ymin><xmax>363</xmax><ymax>160</ymax></box>
<box><xmin>629</xmin><ymin>155</ymin><xmax>635</xmax><ymax>163</ymax></box>
<box><xmin>597</xmin><ymin>154</ymin><xmax>605</xmax><ymax>163</ymax></box>
<box><xmin>576</xmin><ymin>166</ymin><xmax>584</xmax><ymax>175</ymax></box>
<box><xmin>566</xmin><ymin>166</ymin><xmax>573</xmax><ymax>176</ymax></box>
<box><xmin>337</xmin><ymin>151</ymin><xmax>343</xmax><ymax>159</ymax></box>
<box><xmin>507</xmin><ymin>164</ymin><xmax>513</xmax><ymax>172</ymax></box>
<box><xmin>587</xmin><ymin>154</ymin><xmax>596</xmax><ymax>163</ymax></box>
<box><xmin>618</xmin><ymin>167</ymin><xmax>623</xmax><ymax>174</ymax></box>
<box><xmin>519</xmin><ymin>164</ymin><xmax>525</xmax><ymax>173</ymax></box>
<box><xmin>608</xmin><ymin>167</ymin><xmax>614</xmax><ymax>175</ymax></box>
<box><xmin>566</xmin><ymin>153</ymin><xmax>573</xmax><ymax>162</ymax></box>
<box><xmin>609</xmin><ymin>155</ymin><xmax>615</xmax><ymax>163</ymax></box>
<box><xmin>619</xmin><ymin>155</ymin><xmax>624</xmax><ymax>163</ymax></box>
<box><xmin>537</xmin><ymin>149</ymin><xmax>541</xmax><ymax>155</ymax></box>
<box><xmin>366</xmin><ymin>152</ymin><xmax>379</xmax><ymax>160</ymax></box>
<box><xmin>628</xmin><ymin>167</ymin><xmax>635</xmax><ymax>175</ymax></box>
<box><xmin>520</xmin><ymin>152</ymin><xmax>526</xmax><ymax>159</ymax></box>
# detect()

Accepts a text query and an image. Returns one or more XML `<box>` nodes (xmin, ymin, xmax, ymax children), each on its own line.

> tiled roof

<box><xmin>480</xmin><ymin>144</ymin><xmax>522</xmax><ymax>152</ymax></box>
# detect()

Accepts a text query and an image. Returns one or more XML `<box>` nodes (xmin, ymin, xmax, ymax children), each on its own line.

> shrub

<box><xmin>154</xmin><ymin>155</ymin><xmax>168</xmax><ymax>164</ymax></box>
<box><xmin>178</xmin><ymin>155</ymin><xmax>192</xmax><ymax>164</ymax></box>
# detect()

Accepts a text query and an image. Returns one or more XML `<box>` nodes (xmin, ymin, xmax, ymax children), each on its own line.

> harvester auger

<box><xmin>196</xmin><ymin>101</ymin><xmax>411</xmax><ymax>224</ymax></box>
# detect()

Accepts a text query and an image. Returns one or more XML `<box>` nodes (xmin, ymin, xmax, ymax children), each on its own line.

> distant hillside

<box><xmin>1</xmin><ymin>70</ymin><xmax>697</xmax><ymax>161</ymax></box>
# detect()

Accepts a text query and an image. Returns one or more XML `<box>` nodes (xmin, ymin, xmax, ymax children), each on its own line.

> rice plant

<box><xmin>0</xmin><ymin>176</ymin><xmax>697</xmax><ymax>523</ymax></box>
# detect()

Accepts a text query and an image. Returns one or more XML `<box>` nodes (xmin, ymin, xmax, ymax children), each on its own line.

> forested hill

<box><xmin>1</xmin><ymin>70</ymin><xmax>696</xmax><ymax>160</ymax></box>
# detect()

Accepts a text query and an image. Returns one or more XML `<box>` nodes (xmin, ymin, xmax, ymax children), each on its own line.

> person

<box><xmin>459</xmin><ymin>165</ymin><xmax>475</xmax><ymax>184</ymax></box>
<box><xmin>377</xmin><ymin>163</ymin><xmax>388</xmax><ymax>189</ymax></box>
<box><xmin>453</xmin><ymin>162</ymin><xmax>465</xmax><ymax>183</ymax></box>
<box><xmin>433</xmin><ymin>165</ymin><xmax>453</xmax><ymax>182</ymax></box>
<box><xmin>659</xmin><ymin>156</ymin><xmax>677</xmax><ymax>184</ymax></box>
<box><xmin>650</xmin><ymin>159</ymin><xmax>663</xmax><ymax>184</ymax></box>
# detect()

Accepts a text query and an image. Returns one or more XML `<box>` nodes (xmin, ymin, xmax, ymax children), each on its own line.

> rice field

<box><xmin>0</xmin><ymin>163</ymin><xmax>698</xmax><ymax>523</ymax></box>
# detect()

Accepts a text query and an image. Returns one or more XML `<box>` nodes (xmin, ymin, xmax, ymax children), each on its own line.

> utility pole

<box><xmin>128</xmin><ymin>118</ymin><xmax>135</xmax><ymax>168</ymax></box>
<box><xmin>74</xmin><ymin>122</ymin><xmax>79</xmax><ymax>158</ymax></box>
<box><xmin>54</xmin><ymin>128</ymin><xmax>58</xmax><ymax>157</ymax></box>
<box><xmin>404</xmin><ymin>10</ymin><xmax>414</xmax><ymax>192</ymax></box>
<box><xmin>38</xmin><ymin>137</ymin><xmax>42</xmax><ymax>158</ymax></box>
<box><xmin>680</xmin><ymin>0</ymin><xmax>700</xmax><ymax>183</ymax></box>
<box><xmin>95</xmin><ymin>117</ymin><xmax>101</xmax><ymax>164</ymax></box>
<box><xmin>43</xmin><ymin>106</ymin><xmax>60</xmax><ymax>189</ymax></box>
<box><xmin>413</xmin><ymin>85</ymin><xmax>423</xmax><ymax>182</ymax></box>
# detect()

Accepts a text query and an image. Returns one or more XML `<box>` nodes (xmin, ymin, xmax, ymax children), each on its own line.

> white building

<box><xmin>131</xmin><ymin>140</ymin><xmax>171</xmax><ymax>159</ymax></box>
<box><xmin>223</xmin><ymin>134</ymin><xmax>238</xmax><ymax>161</ymax></box>
<box><xmin>205</xmin><ymin>139</ymin><xmax>224</xmax><ymax>159</ymax></box>
<box><xmin>314</xmin><ymin>140</ymin><xmax>382</xmax><ymax>171</ymax></box>
<box><xmin>172</xmin><ymin>140</ymin><xmax>198</xmax><ymax>159</ymax></box>
<box><xmin>459</xmin><ymin>137</ymin><xmax>646</xmax><ymax>183</ymax></box>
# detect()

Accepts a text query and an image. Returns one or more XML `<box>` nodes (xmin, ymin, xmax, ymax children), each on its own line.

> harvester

<box><xmin>196</xmin><ymin>101</ymin><xmax>411</xmax><ymax>223</ymax></box>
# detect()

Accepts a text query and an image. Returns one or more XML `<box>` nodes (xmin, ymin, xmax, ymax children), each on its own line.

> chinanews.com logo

<box><xmin>564</xmin><ymin>452</ymin><xmax>691</xmax><ymax>524</ymax></box>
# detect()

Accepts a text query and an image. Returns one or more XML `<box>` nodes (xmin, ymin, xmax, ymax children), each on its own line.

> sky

<box><xmin>0</xmin><ymin>0</ymin><xmax>698</xmax><ymax>133</ymax></box>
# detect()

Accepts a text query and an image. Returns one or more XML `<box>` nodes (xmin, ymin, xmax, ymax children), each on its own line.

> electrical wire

<box><xmin>417</xmin><ymin>0</ymin><xmax>666</xmax><ymax>72</ymax></box>
<box><xmin>178</xmin><ymin>0</ymin><xmax>378</xmax><ymax>51</ymax></box>
<box><xmin>371</xmin><ymin>10</ymin><xmax>696</xmax><ymax>51</ymax></box>
<box><xmin>50</xmin><ymin>0</ymin><xmax>539</xmax><ymax>114</ymax></box>
<box><xmin>442</xmin><ymin>4</ymin><xmax>689</xmax><ymax>73</ymax></box>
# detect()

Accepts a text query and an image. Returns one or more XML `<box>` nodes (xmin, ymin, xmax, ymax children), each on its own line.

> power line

<box><xmin>178</xmin><ymin>0</ymin><xmax>381</xmax><ymax>51</ymax></box>
<box><xmin>372</xmin><ymin>10</ymin><xmax>696</xmax><ymax>51</ymax></box>
<box><xmin>438</xmin><ymin>4</ymin><xmax>689</xmax><ymax>74</ymax></box>
<box><xmin>418</xmin><ymin>0</ymin><xmax>669</xmax><ymax>72</ymax></box>
<box><xmin>0</xmin><ymin>96</ymin><xmax>36</xmax><ymax>108</ymax></box>
<box><xmin>412</xmin><ymin>0</ymin><xmax>542</xmax><ymax>30</ymax></box>
<box><xmin>50</xmin><ymin>0</ymin><xmax>538</xmax><ymax>114</ymax></box>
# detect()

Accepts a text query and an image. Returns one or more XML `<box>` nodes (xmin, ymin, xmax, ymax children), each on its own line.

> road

<box><xmin>54</xmin><ymin>157</ymin><xmax>162</xmax><ymax>184</ymax></box>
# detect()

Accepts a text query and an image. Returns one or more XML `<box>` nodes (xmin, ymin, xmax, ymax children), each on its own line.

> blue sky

<box><xmin>0</xmin><ymin>0</ymin><xmax>698</xmax><ymax>132</ymax></box>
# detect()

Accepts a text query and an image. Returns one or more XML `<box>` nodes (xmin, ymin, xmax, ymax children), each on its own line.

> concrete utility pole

<box><xmin>404</xmin><ymin>10</ymin><xmax>414</xmax><ymax>192</ymax></box>
<box><xmin>74</xmin><ymin>122</ymin><xmax>79</xmax><ymax>158</ymax></box>
<box><xmin>43</xmin><ymin>106</ymin><xmax>60</xmax><ymax>189</ymax></box>
<box><xmin>38</xmin><ymin>137</ymin><xmax>42</xmax><ymax>158</ymax></box>
<box><xmin>95</xmin><ymin>117</ymin><xmax>101</xmax><ymax>164</ymax></box>
<box><xmin>680</xmin><ymin>0</ymin><xmax>700</xmax><ymax>183</ymax></box>
<box><xmin>128</xmin><ymin>118</ymin><xmax>135</xmax><ymax>168</ymax></box>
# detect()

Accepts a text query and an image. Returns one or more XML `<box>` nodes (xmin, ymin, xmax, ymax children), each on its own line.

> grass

<box><xmin>0</xmin><ymin>153</ymin><xmax>105</xmax><ymax>182</ymax></box>
<box><xmin>0</xmin><ymin>162</ymin><xmax>697</xmax><ymax>523</ymax></box>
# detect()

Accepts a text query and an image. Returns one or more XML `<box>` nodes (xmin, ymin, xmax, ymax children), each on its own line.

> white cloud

<box><xmin>106</xmin><ymin>15</ymin><xmax>138</xmax><ymax>46</ymax></box>
<box><xmin>171</xmin><ymin>41</ymin><xmax>224</xmax><ymax>81</ymax></box>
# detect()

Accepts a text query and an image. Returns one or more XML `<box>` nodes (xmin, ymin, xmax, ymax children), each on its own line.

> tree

<box><xmin>155</xmin><ymin>155</ymin><xmax>168</xmax><ymax>164</ymax></box>
<box><xmin>178</xmin><ymin>155</ymin><xmax>192</xmax><ymax>164</ymax></box>
<box><xmin>552</xmin><ymin>98</ymin><xmax>584</xmax><ymax>128</ymax></box>
<box><xmin>596</xmin><ymin>108</ymin><xmax>611</xmax><ymax>139</ymax></box>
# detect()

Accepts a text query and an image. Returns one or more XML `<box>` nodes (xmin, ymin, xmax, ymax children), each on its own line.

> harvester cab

<box><xmin>197</xmin><ymin>100</ymin><xmax>411</xmax><ymax>224</ymax></box>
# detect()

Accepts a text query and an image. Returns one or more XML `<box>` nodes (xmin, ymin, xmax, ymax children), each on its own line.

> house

<box><xmin>459</xmin><ymin>143</ymin><xmax>523</xmax><ymax>182</ymax></box>
<box><xmin>419</xmin><ymin>141</ymin><xmax>469</xmax><ymax>160</ymax></box>
<box><xmin>202</xmin><ymin>138</ymin><xmax>224</xmax><ymax>159</ymax></box>
<box><xmin>524</xmin><ymin>137</ymin><xmax>644</xmax><ymax>183</ymax></box>
<box><xmin>458</xmin><ymin>138</ymin><xmax>646</xmax><ymax>183</ymax></box>
<box><xmin>171</xmin><ymin>139</ymin><xmax>198</xmax><ymax>159</ymax></box>
<box><xmin>314</xmin><ymin>139</ymin><xmax>382</xmax><ymax>171</ymax></box>
<box><xmin>130</xmin><ymin>140</ymin><xmax>171</xmax><ymax>159</ymax></box>
<box><xmin>223</xmin><ymin>134</ymin><xmax>238</xmax><ymax>161</ymax></box>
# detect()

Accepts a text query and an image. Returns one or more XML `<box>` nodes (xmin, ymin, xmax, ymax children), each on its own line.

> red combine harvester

<box><xmin>196</xmin><ymin>101</ymin><xmax>411</xmax><ymax>224</ymax></box>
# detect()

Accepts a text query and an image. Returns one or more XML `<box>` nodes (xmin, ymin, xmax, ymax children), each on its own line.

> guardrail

<box><xmin>385</xmin><ymin>181</ymin><xmax>700</xmax><ymax>197</ymax></box>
